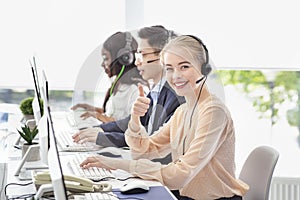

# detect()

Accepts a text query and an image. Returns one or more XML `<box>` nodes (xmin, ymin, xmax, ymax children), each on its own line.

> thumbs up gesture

<box><xmin>129</xmin><ymin>84</ymin><xmax>151</xmax><ymax>131</ymax></box>
<box><xmin>132</xmin><ymin>84</ymin><xmax>151</xmax><ymax>117</ymax></box>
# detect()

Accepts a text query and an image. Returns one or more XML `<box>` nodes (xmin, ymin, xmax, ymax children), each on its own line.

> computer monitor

<box><xmin>30</xmin><ymin>56</ymin><xmax>43</xmax><ymax>123</ymax></box>
<box><xmin>44</xmin><ymin>105</ymin><xmax>68</xmax><ymax>200</ymax></box>
<box><xmin>14</xmin><ymin>58</ymin><xmax>50</xmax><ymax>178</ymax></box>
<box><xmin>38</xmin><ymin>70</ymin><xmax>50</xmax><ymax>165</ymax></box>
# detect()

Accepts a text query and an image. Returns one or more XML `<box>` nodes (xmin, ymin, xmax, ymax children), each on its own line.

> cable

<box><xmin>5</xmin><ymin>182</ymin><xmax>35</xmax><ymax>200</ymax></box>
<box><xmin>92</xmin><ymin>176</ymin><xmax>138</xmax><ymax>182</ymax></box>
<box><xmin>90</xmin><ymin>176</ymin><xmax>137</xmax><ymax>182</ymax></box>
<box><xmin>183</xmin><ymin>76</ymin><xmax>207</xmax><ymax>155</ymax></box>
<box><xmin>4</xmin><ymin>182</ymin><xmax>33</xmax><ymax>197</ymax></box>
<box><xmin>189</xmin><ymin>75</ymin><xmax>207</xmax><ymax>128</ymax></box>
<box><xmin>116</xmin><ymin>176</ymin><xmax>137</xmax><ymax>181</ymax></box>
<box><xmin>6</xmin><ymin>193</ymin><xmax>35</xmax><ymax>200</ymax></box>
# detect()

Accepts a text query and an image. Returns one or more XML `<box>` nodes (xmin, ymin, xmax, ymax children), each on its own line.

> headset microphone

<box><xmin>110</xmin><ymin>65</ymin><xmax>125</xmax><ymax>96</ymax></box>
<box><xmin>196</xmin><ymin>76</ymin><xmax>205</xmax><ymax>84</ymax></box>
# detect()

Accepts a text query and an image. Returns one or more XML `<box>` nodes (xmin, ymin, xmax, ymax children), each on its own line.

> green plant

<box><xmin>218</xmin><ymin>70</ymin><xmax>300</xmax><ymax>146</ymax></box>
<box><xmin>19</xmin><ymin>97</ymin><xmax>44</xmax><ymax>115</ymax></box>
<box><xmin>17</xmin><ymin>124</ymin><xmax>39</xmax><ymax>145</ymax></box>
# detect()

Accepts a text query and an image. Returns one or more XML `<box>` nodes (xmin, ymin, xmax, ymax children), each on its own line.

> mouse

<box><xmin>97</xmin><ymin>147</ymin><xmax>122</xmax><ymax>158</ymax></box>
<box><xmin>120</xmin><ymin>180</ymin><xmax>150</xmax><ymax>194</ymax></box>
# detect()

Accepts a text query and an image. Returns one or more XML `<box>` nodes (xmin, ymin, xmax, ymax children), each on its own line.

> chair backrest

<box><xmin>239</xmin><ymin>146</ymin><xmax>279</xmax><ymax>200</ymax></box>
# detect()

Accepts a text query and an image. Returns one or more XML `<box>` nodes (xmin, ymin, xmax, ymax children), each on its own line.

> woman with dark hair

<box><xmin>72</xmin><ymin>32</ymin><xmax>147</xmax><ymax>123</ymax></box>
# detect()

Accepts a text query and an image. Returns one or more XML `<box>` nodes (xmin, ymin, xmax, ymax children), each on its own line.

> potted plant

<box><xmin>20</xmin><ymin>97</ymin><xmax>35</xmax><ymax>122</ymax></box>
<box><xmin>19</xmin><ymin>96</ymin><xmax>43</xmax><ymax>124</ymax></box>
<box><xmin>17</xmin><ymin>124</ymin><xmax>40</xmax><ymax>161</ymax></box>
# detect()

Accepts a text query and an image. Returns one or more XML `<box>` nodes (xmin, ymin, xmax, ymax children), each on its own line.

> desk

<box><xmin>3</xmin><ymin>140</ymin><xmax>176</xmax><ymax>199</ymax></box>
<box><xmin>5</xmin><ymin>151</ymin><xmax>176</xmax><ymax>200</ymax></box>
<box><xmin>1</xmin><ymin>128</ymin><xmax>37</xmax><ymax>199</ymax></box>
<box><xmin>2</xmin><ymin>112</ymin><xmax>177</xmax><ymax>200</ymax></box>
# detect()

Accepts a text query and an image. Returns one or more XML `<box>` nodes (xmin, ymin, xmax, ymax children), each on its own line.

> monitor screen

<box><xmin>46</xmin><ymin>105</ymin><xmax>68</xmax><ymax>200</ymax></box>
<box><xmin>30</xmin><ymin>56</ymin><xmax>43</xmax><ymax>122</ymax></box>
<box><xmin>38</xmin><ymin>69</ymin><xmax>50</xmax><ymax>164</ymax></box>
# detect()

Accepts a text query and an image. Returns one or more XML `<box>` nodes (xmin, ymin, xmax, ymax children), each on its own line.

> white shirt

<box><xmin>105</xmin><ymin>84</ymin><xmax>139</xmax><ymax>120</ymax></box>
<box><xmin>147</xmin><ymin>77</ymin><xmax>166</xmax><ymax>134</ymax></box>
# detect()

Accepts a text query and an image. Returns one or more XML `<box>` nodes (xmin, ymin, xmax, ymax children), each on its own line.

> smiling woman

<box><xmin>79</xmin><ymin>35</ymin><xmax>249</xmax><ymax>200</ymax></box>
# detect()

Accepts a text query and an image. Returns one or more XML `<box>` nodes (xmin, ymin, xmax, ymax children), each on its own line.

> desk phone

<box><xmin>33</xmin><ymin>171</ymin><xmax>112</xmax><ymax>193</ymax></box>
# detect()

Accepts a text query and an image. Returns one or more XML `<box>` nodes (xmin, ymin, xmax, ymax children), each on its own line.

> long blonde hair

<box><xmin>160</xmin><ymin>35</ymin><xmax>207</xmax><ymax>74</ymax></box>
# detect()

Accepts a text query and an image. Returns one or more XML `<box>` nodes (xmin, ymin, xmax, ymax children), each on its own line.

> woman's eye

<box><xmin>180</xmin><ymin>65</ymin><xmax>190</xmax><ymax>70</ymax></box>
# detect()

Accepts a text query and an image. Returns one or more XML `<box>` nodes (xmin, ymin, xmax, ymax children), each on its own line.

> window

<box><xmin>219</xmin><ymin>69</ymin><xmax>300</xmax><ymax>177</ymax></box>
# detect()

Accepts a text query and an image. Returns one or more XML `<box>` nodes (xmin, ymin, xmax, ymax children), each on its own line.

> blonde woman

<box><xmin>80</xmin><ymin>35</ymin><xmax>249</xmax><ymax>200</ymax></box>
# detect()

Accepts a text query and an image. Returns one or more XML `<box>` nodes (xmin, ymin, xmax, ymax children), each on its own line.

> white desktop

<box><xmin>14</xmin><ymin>65</ymin><xmax>50</xmax><ymax>179</ymax></box>
<box><xmin>34</xmin><ymin>106</ymin><xmax>117</xmax><ymax>199</ymax></box>
<box><xmin>4</xmin><ymin>59</ymin><xmax>175</xmax><ymax>199</ymax></box>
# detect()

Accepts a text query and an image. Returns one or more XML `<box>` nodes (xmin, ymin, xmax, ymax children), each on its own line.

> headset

<box><xmin>183</xmin><ymin>35</ymin><xmax>212</xmax><ymax>150</ymax></box>
<box><xmin>116</xmin><ymin>32</ymin><xmax>134</xmax><ymax>66</ymax></box>
<box><xmin>186</xmin><ymin>35</ymin><xmax>212</xmax><ymax>78</ymax></box>
<box><xmin>109</xmin><ymin>32</ymin><xmax>134</xmax><ymax>96</ymax></box>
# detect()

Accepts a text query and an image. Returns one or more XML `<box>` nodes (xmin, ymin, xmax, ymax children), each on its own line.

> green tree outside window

<box><xmin>218</xmin><ymin>70</ymin><xmax>300</xmax><ymax>146</ymax></box>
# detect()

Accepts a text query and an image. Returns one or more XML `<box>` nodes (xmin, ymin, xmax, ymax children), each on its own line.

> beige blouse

<box><xmin>102</xmin><ymin>94</ymin><xmax>249</xmax><ymax>200</ymax></box>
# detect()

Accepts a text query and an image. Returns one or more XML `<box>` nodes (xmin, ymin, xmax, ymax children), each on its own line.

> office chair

<box><xmin>239</xmin><ymin>146</ymin><xmax>279</xmax><ymax>200</ymax></box>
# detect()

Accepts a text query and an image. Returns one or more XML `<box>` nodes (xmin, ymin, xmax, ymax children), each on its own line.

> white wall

<box><xmin>0</xmin><ymin>0</ymin><xmax>125</xmax><ymax>90</ymax></box>
<box><xmin>143</xmin><ymin>0</ymin><xmax>300</xmax><ymax>70</ymax></box>
<box><xmin>1</xmin><ymin>0</ymin><xmax>300</xmax><ymax>90</ymax></box>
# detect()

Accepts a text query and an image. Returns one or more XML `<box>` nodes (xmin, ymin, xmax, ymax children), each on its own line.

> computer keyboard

<box><xmin>69</xmin><ymin>154</ymin><xmax>115</xmax><ymax>182</ymax></box>
<box><xmin>73</xmin><ymin>192</ymin><xmax>119</xmax><ymax>200</ymax></box>
<box><xmin>66</xmin><ymin>111</ymin><xmax>101</xmax><ymax>130</ymax></box>
<box><xmin>56</xmin><ymin>129</ymin><xmax>98</xmax><ymax>152</ymax></box>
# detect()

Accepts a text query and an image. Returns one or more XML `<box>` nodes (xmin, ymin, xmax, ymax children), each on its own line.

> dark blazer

<box><xmin>96</xmin><ymin>82</ymin><xmax>185</xmax><ymax>148</ymax></box>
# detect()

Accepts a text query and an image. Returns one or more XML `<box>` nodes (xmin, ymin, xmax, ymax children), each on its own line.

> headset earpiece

<box><xmin>186</xmin><ymin>35</ymin><xmax>211</xmax><ymax>76</ymax></box>
<box><xmin>202</xmin><ymin>62</ymin><xmax>212</xmax><ymax>76</ymax></box>
<box><xmin>116</xmin><ymin>32</ymin><xmax>134</xmax><ymax>66</ymax></box>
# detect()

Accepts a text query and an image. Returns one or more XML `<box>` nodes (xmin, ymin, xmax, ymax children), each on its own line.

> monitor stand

<box><xmin>14</xmin><ymin>144</ymin><xmax>48</xmax><ymax>180</ymax></box>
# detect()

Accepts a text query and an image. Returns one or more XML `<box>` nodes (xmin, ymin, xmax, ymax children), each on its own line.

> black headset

<box><xmin>186</xmin><ymin>35</ymin><xmax>212</xmax><ymax>76</ymax></box>
<box><xmin>116</xmin><ymin>32</ymin><xmax>134</xmax><ymax>66</ymax></box>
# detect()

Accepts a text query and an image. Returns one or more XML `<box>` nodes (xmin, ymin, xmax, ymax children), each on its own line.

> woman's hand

<box><xmin>80</xmin><ymin>111</ymin><xmax>115</xmax><ymax>123</ymax></box>
<box><xmin>71</xmin><ymin>103</ymin><xmax>104</xmax><ymax>113</ymax></box>
<box><xmin>80</xmin><ymin>155</ymin><xmax>116</xmax><ymax>170</ymax></box>
<box><xmin>80</xmin><ymin>111</ymin><xmax>99</xmax><ymax>120</ymax></box>
<box><xmin>71</xmin><ymin>103</ymin><xmax>95</xmax><ymax>111</ymax></box>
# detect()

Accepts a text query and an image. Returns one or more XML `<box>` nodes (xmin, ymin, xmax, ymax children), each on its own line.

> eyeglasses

<box><xmin>135</xmin><ymin>50</ymin><xmax>160</xmax><ymax>63</ymax></box>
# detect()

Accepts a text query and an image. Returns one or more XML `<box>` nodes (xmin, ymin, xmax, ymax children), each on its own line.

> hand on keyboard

<box><xmin>56</xmin><ymin>129</ymin><xmax>100</xmax><ymax>152</ymax></box>
<box><xmin>69</xmin><ymin>154</ymin><xmax>115</xmax><ymax>182</ymax></box>
<box><xmin>72</xmin><ymin>127</ymin><xmax>103</xmax><ymax>144</ymax></box>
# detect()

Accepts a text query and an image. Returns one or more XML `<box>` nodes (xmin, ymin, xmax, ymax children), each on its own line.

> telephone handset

<box><xmin>33</xmin><ymin>171</ymin><xmax>112</xmax><ymax>193</ymax></box>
